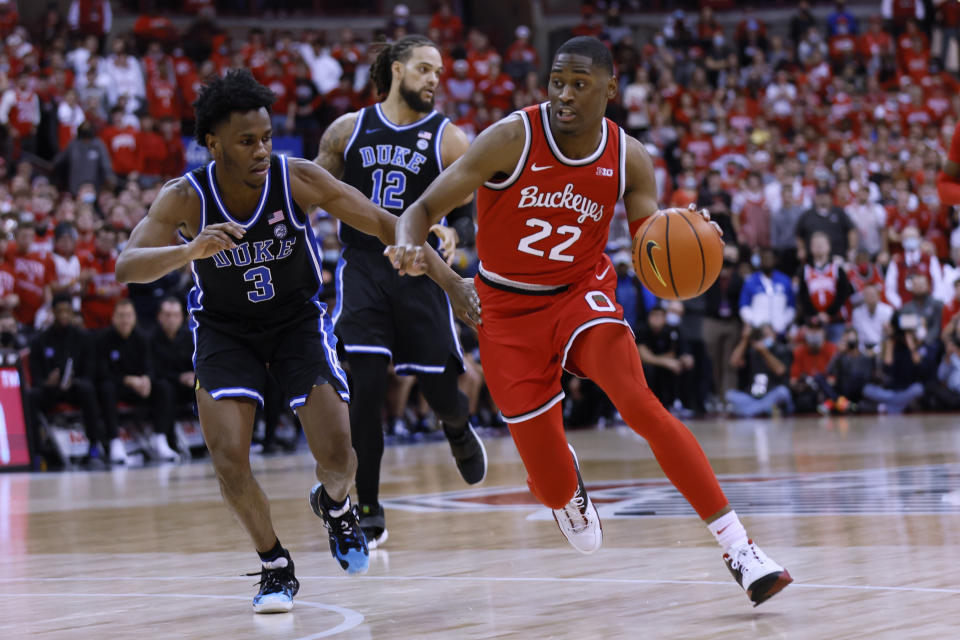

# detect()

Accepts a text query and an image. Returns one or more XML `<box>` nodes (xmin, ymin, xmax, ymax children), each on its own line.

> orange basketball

<box><xmin>631</xmin><ymin>209</ymin><xmax>724</xmax><ymax>300</ymax></box>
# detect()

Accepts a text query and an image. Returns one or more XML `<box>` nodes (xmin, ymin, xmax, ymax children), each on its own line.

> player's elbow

<box><xmin>114</xmin><ymin>254</ymin><xmax>133</xmax><ymax>284</ymax></box>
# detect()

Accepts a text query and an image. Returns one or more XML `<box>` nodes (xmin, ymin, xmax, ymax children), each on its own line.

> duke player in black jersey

<box><xmin>115</xmin><ymin>70</ymin><xmax>479</xmax><ymax>614</ymax></box>
<box><xmin>315</xmin><ymin>35</ymin><xmax>487</xmax><ymax>548</ymax></box>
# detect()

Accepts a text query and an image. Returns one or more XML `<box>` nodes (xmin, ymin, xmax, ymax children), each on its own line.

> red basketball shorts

<box><xmin>476</xmin><ymin>258</ymin><xmax>631</xmax><ymax>423</ymax></box>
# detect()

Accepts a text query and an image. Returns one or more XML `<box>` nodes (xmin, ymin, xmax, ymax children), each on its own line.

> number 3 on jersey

<box><xmin>517</xmin><ymin>217</ymin><xmax>581</xmax><ymax>263</ymax></box>
<box><xmin>244</xmin><ymin>266</ymin><xmax>275</xmax><ymax>303</ymax></box>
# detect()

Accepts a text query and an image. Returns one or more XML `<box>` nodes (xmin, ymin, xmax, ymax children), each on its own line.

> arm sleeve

<box><xmin>445</xmin><ymin>200</ymin><xmax>476</xmax><ymax>247</ymax></box>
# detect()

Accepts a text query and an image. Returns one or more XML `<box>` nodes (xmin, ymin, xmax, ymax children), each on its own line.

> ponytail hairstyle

<box><xmin>369</xmin><ymin>34</ymin><xmax>438</xmax><ymax>97</ymax></box>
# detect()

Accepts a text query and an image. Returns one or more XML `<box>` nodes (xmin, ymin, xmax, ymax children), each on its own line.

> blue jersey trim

<box><xmin>435</xmin><ymin>117</ymin><xmax>449</xmax><ymax>172</ymax></box>
<box><xmin>280</xmin><ymin>155</ymin><xmax>327</xmax><ymax>292</ymax></box>
<box><xmin>343</xmin><ymin>107</ymin><xmax>366</xmax><ymax>160</ymax></box>
<box><xmin>332</xmin><ymin>255</ymin><xmax>346</xmax><ymax>326</ymax></box>
<box><xmin>206</xmin><ymin>160</ymin><xmax>271</xmax><ymax>228</ymax></box>
<box><xmin>209</xmin><ymin>387</ymin><xmax>265</xmax><ymax>407</ymax></box>
<box><xmin>374</xmin><ymin>103</ymin><xmax>438</xmax><ymax>132</ymax></box>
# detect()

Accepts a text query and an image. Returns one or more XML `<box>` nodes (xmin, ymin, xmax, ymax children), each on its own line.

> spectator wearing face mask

<box><xmin>636</xmin><ymin>305</ymin><xmax>697</xmax><ymax>417</ymax></box>
<box><xmin>797</xmin><ymin>231</ymin><xmax>854</xmax><ymax>343</ymax></box>
<box><xmin>820</xmin><ymin>327</ymin><xmax>877</xmax><ymax>414</ymax></box>
<box><xmin>789</xmin><ymin>318</ymin><xmax>838</xmax><ymax>414</ymax></box>
<box><xmin>862</xmin><ymin>309</ymin><xmax>935</xmax><ymax>413</ymax></box>
<box><xmin>739</xmin><ymin>248</ymin><xmax>796</xmax><ymax>336</ymax></box>
<box><xmin>851</xmin><ymin>283</ymin><xmax>894</xmax><ymax>353</ymax></box>
<box><xmin>726</xmin><ymin>323</ymin><xmax>794</xmax><ymax>418</ymax></box>
<box><xmin>885</xmin><ymin>225</ymin><xmax>943</xmax><ymax>309</ymax></box>
<box><xmin>899</xmin><ymin>273</ymin><xmax>943</xmax><ymax>348</ymax></box>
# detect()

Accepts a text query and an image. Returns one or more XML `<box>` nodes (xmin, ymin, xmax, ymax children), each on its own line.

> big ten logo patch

<box><xmin>596</xmin><ymin>166</ymin><xmax>614</xmax><ymax>177</ymax></box>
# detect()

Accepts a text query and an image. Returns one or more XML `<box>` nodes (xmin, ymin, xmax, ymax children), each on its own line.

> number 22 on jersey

<box><xmin>517</xmin><ymin>217</ymin><xmax>581</xmax><ymax>263</ymax></box>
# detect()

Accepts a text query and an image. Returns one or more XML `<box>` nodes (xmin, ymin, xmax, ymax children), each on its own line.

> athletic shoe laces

<box><xmin>248</xmin><ymin>563</ymin><xmax>296</xmax><ymax>595</ymax></box>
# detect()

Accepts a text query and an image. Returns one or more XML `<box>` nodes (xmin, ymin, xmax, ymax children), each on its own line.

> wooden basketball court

<box><xmin>3</xmin><ymin>414</ymin><xmax>960</xmax><ymax>638</ymax></box>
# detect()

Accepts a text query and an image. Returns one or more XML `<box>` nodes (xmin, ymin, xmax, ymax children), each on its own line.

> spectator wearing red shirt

<box><xmin>0</xmin><ymin>0</ymin><xmax>19</xmax><ymax>40</ymax></box>
<box><xmin>100</xmin><ymin>107</ymin><xmax>140</xmax><ymax>177</ymax></box>
<box><xmin>80</xmin><ymin>226</ymin><xmax>126</xmax><ymax>329</ymax></box>
<box><xmin>0</xmin><ymin>233</ymin><xmax>18</xmax><ymax>313</ymax></box>
<box><xmin>428</xmin><ymin>2</ymin><xmax>462</xmax><ymax>49</ymax></box>
<box><xmin>466</xmin><ymin>29</ymin><xmax>499</xmax><ymax>79</ymax></box>
<box><xmin>261</xmin><ymin>59</ymin><xmax>296</xmax><ymax>135</ymax></box>
<box><xmin>330</xmin><ymin>28</ymin><xmax>364</xmax><ymax>80</ymax></box>
<box><xmin>158</xmin><ymin>118</ymin><xmax>185</xmax><ymax>179</ymax></box>
<box><xmin>146</xmin><ymin>65</ymin><xmax>180</xmax><ymax>122</ymax></box>
<box><xmin>0</xmin><ymin>75</ymin><xmax>41</xmax><ymax>156</ymax></box>
<box><xmin>7</xmin><ymin>223</ymin><xmax>54</xmax><ymax>327</ymax></box>
<box><xmin>68</xmin><ymin>0</ymin><xmax>111</xmax><ymax>39</ymax></box>
<box><xmin>504</xmin><ymin>25</ymin><xmax>539</xmax><ymax>82</ymax></box>
<box><xmin>790</xmin><ymin>318</ymin><xmax>838</xmax><ymax>412</ymax></box>
<box><xmin>136</xmin><ymin>115</ymin><xmax>167</xmax><ymax>179</ymax></box>
<box><xmin>57</xmin><ymin>89</ymin><xmax>85</xmax><ymax>151</ymax></box>
<box><xmin>444</xmin><ymin>58</ymin><xmax>475</xmax><ymax>116</ymax></box>
<box><xmin>477</xmin><ymin>57</ymin><xmax>515</xmax><ymax>113</ymax></box>
<box><xmin>860</xmin><ymin>16</ymin><xmax>894</xmax><ymax>67</ymax></box>
<box><xmin>937</xmin><ymin>120</ymin><xmax>960</xmax><ymax>206</ymax></box>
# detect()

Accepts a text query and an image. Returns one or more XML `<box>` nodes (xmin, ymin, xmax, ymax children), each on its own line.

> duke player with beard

<box><xmin>314</xmin><ymin>35</ymin><xmax>487</xmax><ymax>548</ymax></box>
<box><xmin>388</xmin><ymin>37</ymin><xmax>792</xmax><ymax>606</ymax></box>
<box><xmin>115</xmin><ymin>69</ymin><xmax>479</xmax><ymax>613</ymax></box>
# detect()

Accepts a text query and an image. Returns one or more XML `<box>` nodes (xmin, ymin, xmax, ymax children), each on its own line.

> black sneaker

<box><xmin>442</xmin><ymin>422</ymin><xmax>487</xmax><ymax>484</ymax></box>
<box><xmin>309</xmin><ymin>483</ymin><xmax>369</xmax><ymax>575</ymax></box>
<box><xmin>249</xmin><ymin>555</ymin><xmax>300</xmax><ymax>613</ymax></box>
<box><xmin>358</xmin><ymin>502</ymin><xmax>389</xmax><ymax>549</ymax></box>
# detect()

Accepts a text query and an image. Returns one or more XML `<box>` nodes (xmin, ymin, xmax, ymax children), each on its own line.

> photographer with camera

<box><xmin>725</xmin><ymin>323</ymin><xmax>794</xmax><ymax>418</ymax></box>
<box><xmin>862</xmin><ymin>309</ymin><xmax>936</xmax><ymax>413</ymax></box>
<box><xmin>821</xmin><ymin>327</ymin><xmax>878</xmax><ymax>414</ymax></box>
<box><xmin>789</xmin><ymin>317</ymin><xmax>838</xmax><ymax>414</ymax></box>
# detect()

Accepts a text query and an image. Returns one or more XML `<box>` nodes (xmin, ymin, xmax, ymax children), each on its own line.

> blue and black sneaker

<box><xmin>309</xmin><ymin>483</ymin><xmax>369</xmax><ymax>575</ymax></box>
<box><xmin>249</xmin><ymin>555</ymin><xmax>299</xmax><ymax>613</ymax></box>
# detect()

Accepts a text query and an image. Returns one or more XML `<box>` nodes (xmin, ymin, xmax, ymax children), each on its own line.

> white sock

<box><xmin>328</xmin><ymin>496</ymin><xmax>351</xmax><ymax>518</ymax></box>
<box><xmin>707</xmin><ymin>510</ymin><xmax>749</xmax><ymax>553</ymax></box>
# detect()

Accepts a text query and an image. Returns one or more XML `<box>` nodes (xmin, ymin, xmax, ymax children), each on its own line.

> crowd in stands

<box><xmin>2</xmin><ymin>0</ymin><xmax>960</xmax><ymax>469</ymax></box>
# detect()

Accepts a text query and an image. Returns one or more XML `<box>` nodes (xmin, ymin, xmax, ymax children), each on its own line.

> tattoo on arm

<box><xmin>315</xmin><ymin>115</ymin><xmax>356</xmax><ymax>179</ymax></box>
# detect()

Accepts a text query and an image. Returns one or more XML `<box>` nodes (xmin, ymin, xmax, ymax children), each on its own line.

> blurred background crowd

<box><xmin>3</xmin><ymin>0</ymin><xmax>960</xmax><ymax>470</ymax></box>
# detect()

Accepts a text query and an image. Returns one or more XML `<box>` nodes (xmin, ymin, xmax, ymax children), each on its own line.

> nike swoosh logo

<box><xmin>645</xmin><ymin>240</ymin><xmax>668</xmax><ymax>287</ymax></box>
<box><xmin>531</xmin><ymin>164</ymin><xmax>553</xmax><ymax>172</ymax></box>
<box><xmin>596</xmin><ymin>265</ymin><xmax>611</xmax><ymax>280</ymax></box>
<box><xmin>365</xmin><ymin>128</ymin><xmax>381</xmax><ymax>134</ymax></box>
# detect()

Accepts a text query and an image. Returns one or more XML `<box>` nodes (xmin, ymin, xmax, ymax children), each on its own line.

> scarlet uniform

<box><xmin>475</xmin><ymin>103</ymin><xmax>628</xmax><ymax>420</ymax></box>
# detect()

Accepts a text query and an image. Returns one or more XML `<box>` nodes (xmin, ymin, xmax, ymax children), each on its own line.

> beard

<box><xmin>399</xmin><ymin>78</ymin><xmax>434</xmax><ymax>112</ymax></box>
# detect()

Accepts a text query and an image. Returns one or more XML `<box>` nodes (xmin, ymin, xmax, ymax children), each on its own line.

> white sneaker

<box><xmin>551</xmin><ymin>444</ymin><xmax>602</xmax><ymax>554</ymax></box>
<box><xmin>723</xmin><ymin>540</ymin><xmax>793</xmax><ymax>606</ymax></box>
<box><xmin>109</xmin><ymin>438</ymin><xmax>128</xmax><ymax>465</ymax></box>
<box><xmin>150</xmin><ymin>433</ymin><xmax>180</xmax><ymax>462</ymax></box>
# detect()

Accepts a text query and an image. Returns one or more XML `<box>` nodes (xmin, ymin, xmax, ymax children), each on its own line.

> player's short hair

<box><xmin>553</xmin><ymin>36</ymin><xmax>614</xmax><ymax>76</ymax></box>
<box><xmin>193</xmin><ymin>69</ymin><xmax>275</xmax><ymax>147</ymax></box>
<box><xmin>369</xmin><ymin>34</ymin><xmax>438</xmax><ymax>96</ymax></box>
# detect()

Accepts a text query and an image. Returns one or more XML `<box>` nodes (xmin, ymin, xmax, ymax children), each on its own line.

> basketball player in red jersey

<box><xmin>937</xmin><ymin>121</ymin><xmax>960</xmax><ymax>206</ymax></box>
<box><xmin>387</xmin><ymin>37</ymin><xmax>792</xmax><ymax>606</ymax></box>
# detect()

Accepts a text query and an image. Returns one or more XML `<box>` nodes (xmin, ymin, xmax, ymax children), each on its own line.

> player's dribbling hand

<box><xmin>188</xmin><ymin>222</ymin><xmax>246</xmax><ymax>260</ymax></box>
<box><xmin>430</xmin><ymin>224</ymin><xmax>458</xmax><ymax>266</ymax></box>
<box><xmin>657</xmin><ymin>203</ymin><xmax>724</xmax><ymax>238</ymax></box>
<box><xmin>447</xmin><ymin>276</ymin><xmax>481</xmax><ymax>330</ymax></box>
<box><xmin>384</xmin><ymin>244</ymin><xmax>429</xmax><ymax>276</ymax></box>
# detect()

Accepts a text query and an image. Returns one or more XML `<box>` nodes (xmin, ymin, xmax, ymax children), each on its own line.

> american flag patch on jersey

<box><xmin>268</xmin><ymin>210</ymin><xmax>284</xmax><ymax>225</ymax></box>
<box><xmin>418</xmin><ymin>131</ymin><xmax>432</xmax><ymax>140</ymax></box>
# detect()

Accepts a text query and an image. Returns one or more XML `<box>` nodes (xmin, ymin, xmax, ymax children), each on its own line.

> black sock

<box><xmin>320</xmin><ymin>487</ymin><xmax>348</xmax><ymax>512</ymax></box>
<box><xmin>257</xmin><ymin>538</ymin><xmax>286</xmax><ymax>564</ymax></box>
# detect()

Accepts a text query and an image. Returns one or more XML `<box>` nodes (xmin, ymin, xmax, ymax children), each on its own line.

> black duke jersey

<box><xmin>184</xmin><ymin>154</ymin><xmax>326</xmax><ymax>332</ymax></box>
<box><xmin>340</xmin><ymin>103</ymin><xmax>449</xmax><ymax>251</ymax></box>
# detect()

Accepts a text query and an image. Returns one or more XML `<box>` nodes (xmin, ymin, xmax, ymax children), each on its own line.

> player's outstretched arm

<box><xmin>313</xmin><ymin>112</ymin><xmax>358</xmax><ymax>179</ymax></box>
<box><xmin>388</xmin><ymin>115</ymin><xmax>527</xmax><ymax>275</ymax></box>
<box><xmin>115</xmin><ymin>178</ymin><xmax>245</xmax><ymax>284</ymax></box>
<box><xmin>289</xmin><ymin>157</ymin><xmax>479</xmax><ymax>324</ymax></box>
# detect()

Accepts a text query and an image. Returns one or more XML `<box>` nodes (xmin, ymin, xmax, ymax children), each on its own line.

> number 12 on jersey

<box><xmin>517</xmin><ymin>218</ymin><xmax>581</xmax><ymax>263</ymax></box>
<box><xmin>370</xmin><ymin>169</ymin><xmax>407</xmax><ymax>209</ymax></box>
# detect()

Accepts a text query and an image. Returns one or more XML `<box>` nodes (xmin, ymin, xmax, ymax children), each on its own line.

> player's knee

<box><xmin>528</xmin><ymin>465</ymin><xmax>578</xmax><ymax>509</ymax></box>
<box><xmin>314</xmin><ymin>438</ymin><xmax>355</xmax><ymax>473</ymax></box>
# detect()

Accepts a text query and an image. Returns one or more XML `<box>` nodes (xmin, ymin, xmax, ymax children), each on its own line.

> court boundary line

<box><xmin>3</xmin><ymin>575</ymin><xmax>959</xmax><ymax>596</ymax></box>
<box><xmin>0</xmin><ymin>592</ymin><xmax>364</xmax><ymax>639</ymax></box>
